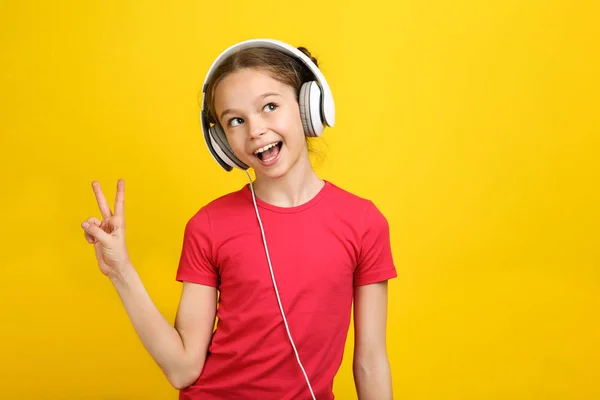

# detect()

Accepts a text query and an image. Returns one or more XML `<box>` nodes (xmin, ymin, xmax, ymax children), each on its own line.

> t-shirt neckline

<box><xmin>242</xmin><ymin>180</ymin><xmax>332</xmax><ymax>214</ymax></box>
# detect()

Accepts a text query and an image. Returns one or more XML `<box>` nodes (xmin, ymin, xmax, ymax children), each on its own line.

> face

<box><xmin>213</xmin><ymin>67</ymin><xmax>309</xmax><ymax>179</ymax></box>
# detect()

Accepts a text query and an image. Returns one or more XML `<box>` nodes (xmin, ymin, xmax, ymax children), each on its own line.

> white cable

<box><xmin>244</xmin><ymin>170</ymin><xmax>316</xmax><ymax>400</ymax></box>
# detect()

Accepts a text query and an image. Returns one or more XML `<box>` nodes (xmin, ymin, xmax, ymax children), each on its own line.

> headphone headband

<box><xmin>201</xmin><ymin>38</ymin><xmax>335</xmax><ymax>127</ymax></box>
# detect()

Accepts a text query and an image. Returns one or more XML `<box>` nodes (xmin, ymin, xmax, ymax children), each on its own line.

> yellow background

<box><xmin>1</xmin><ymin>0</ymin><xmax>598</xmax><ymax>398</ymax></box>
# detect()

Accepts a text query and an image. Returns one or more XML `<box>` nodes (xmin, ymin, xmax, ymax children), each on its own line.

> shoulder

<box><xmin>325</xmin><ymin>181</ymin><xmax>371</xmax><ymax>206</ymax></box>
<box><xmin>324</xmin><ymin>181</ymin><xmax>388</xmax><ymax>224</ymax></box>
<box><xmin>184</xmin><ymin>185</ymin><xmax>250</xmax><ymax>230</ymax></box>
<box><xmin>324</xmin><ymin>182</ymin><xmax>396</xmax><ymax>283</ymax></box>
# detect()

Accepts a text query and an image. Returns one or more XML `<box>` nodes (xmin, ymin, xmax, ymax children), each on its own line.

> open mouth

<box><xmin>254</xmin><ymin>141</ymin><xmax>283</xmax><ymax>164</ymax></box>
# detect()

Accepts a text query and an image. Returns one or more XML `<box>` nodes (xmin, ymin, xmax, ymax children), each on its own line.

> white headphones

<box><xmin>199</xmin><ymin>38</ymin><xmax>336</xmax><ymax>171</ymax></box>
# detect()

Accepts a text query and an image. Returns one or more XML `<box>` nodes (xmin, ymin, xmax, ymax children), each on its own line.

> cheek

<box><xmin>225</xmin><ymin>132</ymin><xmax>247</xmax><ymax>154</ymax></box>
<box><xmin>276</xmin><ymin>106</ymin><xmax>304</xmax><ymax>138</ymax></box>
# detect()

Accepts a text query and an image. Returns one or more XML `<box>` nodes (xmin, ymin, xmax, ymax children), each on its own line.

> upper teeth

<box><xmin>255</xmin><ymin>142</ymin><xmax>279</xmax><ymax>154</ymax></box>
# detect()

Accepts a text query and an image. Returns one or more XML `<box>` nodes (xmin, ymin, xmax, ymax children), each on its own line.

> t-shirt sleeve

<box><xmin>354</xmin><ymin>201</ymin><xmax>397</xmax><ymax>286</ymax></box>
<box><xmin>176</xmin><ymin>207</ymin><xmax>219</xmax><ymax>287</ymax></box>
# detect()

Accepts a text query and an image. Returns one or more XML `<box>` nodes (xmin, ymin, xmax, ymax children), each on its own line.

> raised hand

<box><xmin>81</xmin><ymin>179</ymin><xmax>131</xmax><ymax>279</ymax></box>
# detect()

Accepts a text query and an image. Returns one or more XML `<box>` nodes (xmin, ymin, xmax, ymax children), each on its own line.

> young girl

<box><xmin>81</xmin><ymin>39</ymin><xmax>396</xmax><ymax>400</ymax></box>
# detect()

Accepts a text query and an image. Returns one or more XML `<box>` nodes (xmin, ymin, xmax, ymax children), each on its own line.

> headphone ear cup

<box><xmin>209</xmin><ymin>124</ymin><xmax>248</xmax><ymax>170</ymax></box>
<box><xmin>299</xmin><ymin>81</ymin><xmax>325</xmax><ymax>137</ymax></box>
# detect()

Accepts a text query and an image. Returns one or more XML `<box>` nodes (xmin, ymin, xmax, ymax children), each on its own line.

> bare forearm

<box><xmin>354</xmin><ymin>356</ymin><xmax>393</xmax><ymax>400</ymax></box>
<box><xmin>109</xmin><ymin>264</ymin><xmax>202</xmax><ymax>388</ymax></box>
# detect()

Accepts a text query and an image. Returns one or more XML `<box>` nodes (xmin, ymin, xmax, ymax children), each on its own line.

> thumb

<box><xmin>81</xmin><ymin>221</ymin><xmax>111</xmax><ymax>244</ymax></box>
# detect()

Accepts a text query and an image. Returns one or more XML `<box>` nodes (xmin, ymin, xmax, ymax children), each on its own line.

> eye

<box><xmin>263</xmin><ymin>102</ymin><xmax>278</xmax><ymax>112</ymax></box>
<box><xmin>228</xmin><ymin>117</ymin><xmax>244</xmax><ymax>127</ymax></box>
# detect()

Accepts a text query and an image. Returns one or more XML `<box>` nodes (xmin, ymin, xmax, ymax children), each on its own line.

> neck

<box><xmin>252</xmin><ymin>156</ymin><xmax>324</xmax><ymax>208</ymax></box>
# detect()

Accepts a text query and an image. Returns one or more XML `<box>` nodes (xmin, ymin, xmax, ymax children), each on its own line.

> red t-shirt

<box><xmin>176</xmin><ymin>181</ymin><xmax>397</xmax><ymax>399</ymax></box>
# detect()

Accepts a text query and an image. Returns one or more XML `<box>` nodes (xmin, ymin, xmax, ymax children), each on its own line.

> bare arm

<box><xmin>353</xmin><ymin>281</ymin><xmax>393</xmax><ymax>399</ymax></box>
<box><xmin>111</xmin><ymin>267</ymin><xmax>217</xmax><ymax>389</ymax></box>
<box><xmin>81</xmin><ymin>180</ymin><xmax>217</xmax><ymax>389</ymax></box>
<box><xmin>111</xmin><ymin>268</ymin><xmax>217</xmax><ymax>389</ymax></box>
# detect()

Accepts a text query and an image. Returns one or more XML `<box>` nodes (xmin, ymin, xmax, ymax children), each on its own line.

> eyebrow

<box><xmin>219</xmin><ymin>92</ymin><xmax>281</xmax><ymax>122</ymax></box>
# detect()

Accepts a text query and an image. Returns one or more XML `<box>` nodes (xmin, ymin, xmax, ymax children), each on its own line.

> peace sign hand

<box><xmin>81</xmin><ymin>179</ymin><xmax>132</xmax><ymax>280</ymax></box>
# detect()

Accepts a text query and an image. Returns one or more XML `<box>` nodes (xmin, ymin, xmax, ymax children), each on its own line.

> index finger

<box><xmin>92</xmin><ymin>181</ymin><xmax>113</xmax><ymax>220</ymax></box>
<box><xmin>114</xmin><ymin>178</ymin><xmax>125</xmax><ymax>217</ymax></box>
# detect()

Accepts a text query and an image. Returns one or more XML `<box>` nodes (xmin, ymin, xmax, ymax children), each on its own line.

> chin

<box><xmin>253</xmin><ymin>162</ymin><xmax>291</xmax><ymax>180</ymax></box>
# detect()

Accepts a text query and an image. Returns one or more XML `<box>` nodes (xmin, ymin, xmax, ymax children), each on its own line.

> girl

<box><xmin>81</xmin><ymin>38</ymin><xmax>396</xmax><ymax>400</ymax></box>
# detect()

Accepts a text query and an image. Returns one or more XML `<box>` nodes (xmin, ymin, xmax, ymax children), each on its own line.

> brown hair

<box><xmin>204</xmin><ymin>46</ymin><xmax>319</xmax><ymax>125</ymax></box>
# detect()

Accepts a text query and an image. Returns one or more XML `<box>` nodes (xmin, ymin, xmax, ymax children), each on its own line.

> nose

<box><xmin>247</xmin><ymin>115</ymin><xmax>267</xmax><ymax>139</ymax></box>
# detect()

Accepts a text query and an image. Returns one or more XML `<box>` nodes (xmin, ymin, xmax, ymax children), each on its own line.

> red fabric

<box><xmin>176</xmin><ymin>181</ymin><xmax>397</xmax><ymax>399</ymax></box>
